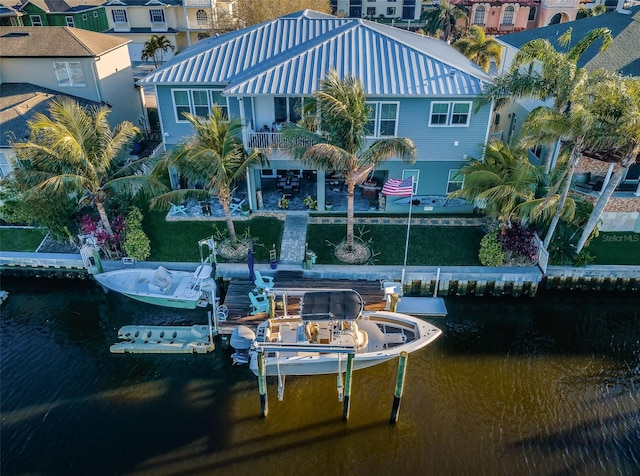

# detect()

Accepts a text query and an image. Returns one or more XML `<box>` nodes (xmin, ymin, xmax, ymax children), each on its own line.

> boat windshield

<box><xmin>300</xmin><ymin>290</ymin><xmax>363</xmax><ymax>321</ymax></box>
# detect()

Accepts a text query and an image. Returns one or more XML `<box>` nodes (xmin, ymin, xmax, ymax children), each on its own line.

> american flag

<box><xmin>381</xmin><ymin>177</ymin><xmax>413</xmax><ymax>196</ymax></box>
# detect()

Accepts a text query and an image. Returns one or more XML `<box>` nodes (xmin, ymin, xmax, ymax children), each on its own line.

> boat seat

<box><xmin>356</xmin><ymin>330</ymin><xmax>368</xmax><ymax>350</ymax></box>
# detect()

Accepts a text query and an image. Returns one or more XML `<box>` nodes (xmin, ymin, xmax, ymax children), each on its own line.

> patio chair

<box><xmin>249</xmin><ymin>292</ymin><xmax>270</xmax><ymax>315</ymax></box>
<box><xmin>229</xmin><ymin>197</ymin><xmax>245</xmax><ymax>214</ymax></box>
<box><xmin>169</xmin><ymin>202</ymin><xmax>187</xmax><ymax>216</ymax></box>
<box><xmin>254</xmin><ymin>270</ymin><xmax>275</xmax><ymax>291</ymax></box>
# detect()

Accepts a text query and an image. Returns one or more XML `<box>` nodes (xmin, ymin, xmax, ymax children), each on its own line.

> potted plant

<box><xmin>369</xmin><ymin>199</ymin><xmax>378</xmax><ymax>211</ymax></box>
<box><xmin>241</xmin><ymin>202</ymin><xmax>250</xmax><ymax>216</ymax></box>
<box><xmin>302</xmin><ymin>195</ymin><xmax>317</xmax><ymax>210</ymax></box>
<box><xmin>325</xmin><ymin>199</ymin><xmax>333</xmax><ymax>211</ymax></box>
<box><xmin>278</xmin><ymin>195</ymin><xmax>290</xmax><ymax>209</ymax></box>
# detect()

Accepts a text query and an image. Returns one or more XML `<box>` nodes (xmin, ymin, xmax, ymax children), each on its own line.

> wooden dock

<box><xmin>218</xmin><ymin>271</ymin><xmax>387</xmax><ymax>333</ymax></box>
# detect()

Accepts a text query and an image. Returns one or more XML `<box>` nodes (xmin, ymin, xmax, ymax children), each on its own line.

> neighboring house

<box><xmin>449</xmin><ymin>0</ymin><xmax>580</xmax><ymax>35</ymax></box>
<box><xmin>139</xmin><ymin>10</ymin><xmax>493</xmax><ymax>212</ymax></box>
<box><xmin>103</xmin><ymin>0</ymin><xmax>235</xmax><ymax>63</ymax></box>
<box><xmin>0</xmin><ymin>26</ymin><xmax>147</xmax><ymax>129</ymax></box>
<box><xmin>331</xmin><ymin>0</ymin><xmax>422</xmax><ymax>20</ymax></box>
<box><xmin>493</xmin><ymin>5</ymin><xmax>640</xmax><ymax>232</ymax></box>
<box><xmin>11</xmin><ymin>0</ymin><xmax>109</xmax><ymax>31</ymax></box>
<box><xmin>0</xmin><ymin>83</ymin><xmax>98</xmax><ymax>178</ymax></box>
<box><xmin>0</xmin><ymin>2</ymin><xmax>23</xmax><ymax>25</ymax></box>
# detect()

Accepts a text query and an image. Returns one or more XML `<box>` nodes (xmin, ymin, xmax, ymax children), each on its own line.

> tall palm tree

<box><xmin>284</xmin><ymin>70</ymin><xmax>416</xmax><ymax>253</ymax></box>
<box><xmin>152</xmin><ymin>107</ymin><xmax>267</xmax><ymax>244</ymax></box>
<box><xmin>421</xmin><ymin>0</ymin><xmax>468</xmax><ymax>43</ymax></box>
<box><xmin>576</xmin><ymin>75</ymin><xmax>640</xmax><ymax>253</ymax></box>
<box><xmin>11</xmin><ymin>98</ymin><xmax>166</xmax><ymax>237</ymax></box>
<box><xmin>141</xmin><ymin>34</ymin><xmax>175</xmax><ymax>67</ymax></box>
<box><xmin>478</xmin><ymin>27</ymin><xmax>613</xmax><ymax>172</ymax></box>
<box><xmin>453</xmin><ymin>25</ymin><xmax>502</xmax><ymax>73</ymax></box>
<box><xmin>449</xmin><ymin>140</ymin><xmax>543</xmax><ymax>225</ymax></box>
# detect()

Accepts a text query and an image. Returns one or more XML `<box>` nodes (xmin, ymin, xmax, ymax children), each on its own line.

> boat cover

<box><xmin>300</xmin><ymin>290</ymin><xmax>363</xmax><ymax>321</ymax></box>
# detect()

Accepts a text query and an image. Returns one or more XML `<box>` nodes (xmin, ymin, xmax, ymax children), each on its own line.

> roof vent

<box><xmin>449</xmin><ymin>69</ymin><xmax>457</xmax><ymax>76</ymax></box>
<box><xmin>2</xmin><ymin>32</ymin><xmax>29</xmax><ymax>38</ymax></box>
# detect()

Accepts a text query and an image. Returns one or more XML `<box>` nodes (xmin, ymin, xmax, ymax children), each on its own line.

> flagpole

<box><xmin>403</xmin><ymin>177</ymin><xmax>414</xmax><ymax>268</ymax></box>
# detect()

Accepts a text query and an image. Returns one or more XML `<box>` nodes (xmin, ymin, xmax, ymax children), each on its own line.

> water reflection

<box><xmin>0</xmin><ymin>279</ymin><xmax>638</xmax><ymax>475</ymax></box>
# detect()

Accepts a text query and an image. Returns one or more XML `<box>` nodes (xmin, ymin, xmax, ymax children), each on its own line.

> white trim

<box><xmin>172</xmin><ymin>89</ymin><xmax>191</xmax><ymax>123</ymax></box>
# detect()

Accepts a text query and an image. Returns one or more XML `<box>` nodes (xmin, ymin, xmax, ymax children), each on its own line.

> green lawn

<box><xmin>307</xmin><ymin>224</ymin><xmax>484</xmax><ymax>265</ymax></box>
<box><xmin>0</xmin><ymin>227</ymin><xmax>48</xmax><ymax>252</ymax></box>
<box><xmin>588</xmin><ymin>232</ymin><xmax>640</xmax><ymax>265</ymax></box>
<box><xmin>142</xmin><ymin>211</ymin><xmax>284</xmax><ymax>262</ymax></box>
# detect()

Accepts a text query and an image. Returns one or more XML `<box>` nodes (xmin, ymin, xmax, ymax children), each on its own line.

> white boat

<box><xmin>94</xmin><ymin>263</ymin><xmax>215</xmax><ymax>309</ymax></box>
<box><xmin>230</xmin><ymin>289</ymin><xmax>442</xmax><ymax>377</ymax></box>
<box><xmin>110</xmin><ymin>324</ymin><xmax>215</xmax><ymax>354</ymax></box>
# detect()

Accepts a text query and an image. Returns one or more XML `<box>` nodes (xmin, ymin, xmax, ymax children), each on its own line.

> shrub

<box><xmin>123</xmin><ymin>206</ymin><xmax>151</xmax><ymax>261</ymax></box>
<box><xmin>573</xmin><ymin>250</ymin><xmax>595</xmax><ymax>267</ymax></box>
<box><xmin>498</xmin><ymin>223</ymin><xmax>537</xmax><ymax>265</ymax></box>
<box><xmin>479</xmin><ymin>228</ymin><xmax>504</xmax><ymax>267</ymax></box>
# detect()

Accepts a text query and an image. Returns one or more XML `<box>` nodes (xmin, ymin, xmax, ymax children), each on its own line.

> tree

<box><xmin>453</xmin><ymin>25</ymin><xmax>502</xmax><ymax>72</ymax></box>
<box><xmin>478</xmin><ymin>27</ymin><xmax>613</xmax><ymax>173</ymax></box>
<box><xmin>152</xmin><ymin>107</ymin><xmax>267</xmax><ymax>244</ymax></box>
<box><xmin>234</xmin><ymin>0</ymin><xmax>331</xmax><ymax>28</ymax></box>
<box><xmin>10</xmin><ymin>98</ymin><xmax>166</xmax><ymax>241</ymax></box>
<box><xmin>141</xmin><ymin>34</ymin><xmax>175</xmax><ymax>68</ymax></box>
<box><xmin>284</xmin><ymin>70</ymin><xmax>416</xmax><ymax>255</ymax></box>
<box><xmin>576</xmin><ymin>75</ymin><xmax>640</xmax><ymax>252</ymax></box>
<box><xmin>448</xmin><ymin>141</ymin><xmax>543</xmax><ymax>225</ymax></box>
<box><xmin>421</xmin><ymin>0</ymin><xmax>468</xmax><ymax>44</ymax></box>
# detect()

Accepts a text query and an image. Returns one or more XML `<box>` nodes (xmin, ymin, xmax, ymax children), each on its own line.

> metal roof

<box><xmin>140</xmin><ymin>10</ymin><xmax>490</xmax><ymax>97</ymax></box>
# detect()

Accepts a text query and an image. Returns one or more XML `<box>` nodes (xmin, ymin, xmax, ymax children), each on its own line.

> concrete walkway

<box><xmin>278</xmin><ymin>212</ymin><xmax>309</xmax><ymax>264</ymax></box>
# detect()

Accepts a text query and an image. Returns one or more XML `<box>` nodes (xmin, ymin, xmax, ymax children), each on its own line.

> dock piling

<box><xmin>390</xmin><ymin>351</ymin><xmax>408</xmax><ymax>424</ymax></box>
<box><xmin>342</xmin><ymin>353</ymin><xmax>354</xmax><ymax>421</ymax></box>
<box><xmin>257</xmin><ymin>350</ymin><xmax>269</xmax><ymax>417</ymax></box>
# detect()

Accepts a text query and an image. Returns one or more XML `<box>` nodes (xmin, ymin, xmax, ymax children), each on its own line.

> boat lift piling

<box><xmin>390</xmin><ymin>351</ymin><xmax>408</xmax><ymax>424</ymax></box>
<box><xmin>257</xmin><ymin>350</ymin><xmax>269</xmax><ymax>417</ymax></box>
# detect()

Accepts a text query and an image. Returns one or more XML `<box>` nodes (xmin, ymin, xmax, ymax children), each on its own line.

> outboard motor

<box><xmin>230</xmin><ymin>325</ymin><xmax>255</xmax><ymax>365</ymax></box>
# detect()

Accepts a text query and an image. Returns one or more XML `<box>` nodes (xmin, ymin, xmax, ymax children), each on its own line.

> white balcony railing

<box><xmin>246</xmin><ymin>132</ymin><xmax>314</xmax><ymax>150</ymax></box>
<box><xmin>183</xmin><ymin>0</ymin><xmax>214</xmax><ymax>6</ymax></box>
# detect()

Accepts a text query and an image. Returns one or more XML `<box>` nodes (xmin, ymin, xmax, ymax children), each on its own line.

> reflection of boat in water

<box><xmin>0</xmin><ymin>290</ymin><xmax>8</xmax><ymax>305</ymax></box>
<box><xmin>394</xmin><ymin>195</ymin><xmax>468</xmax><ymax>207</ymax></box>
<box><xmin>230</xmin><ymin>289</ymin><xmax>442</xmax><ymax>377</ymax></box>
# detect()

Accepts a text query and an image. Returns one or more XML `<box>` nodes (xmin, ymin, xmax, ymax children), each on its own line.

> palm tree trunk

<box><xmin>543</xmin><ymin>146</ymin><xmax>580</xmax><ymax>249</ymax></box>
<box><xmin>96</xmin><ymin>201</ymin><xmax>115</xmax><ymax>237</ymax></box>
<box><xmin>575</xmin><ymin>165</ymin><xmax>625</xmax><ymax>253</ymax></box>
<box><xmin>346</xmin><ymin>180</ymin><xmax>356</xmax><ymax>251</ymax></box>
<box><xmin>219</xmin><ymin>197</ymin><xmax>238</xmax><ymax>243</ymax></box>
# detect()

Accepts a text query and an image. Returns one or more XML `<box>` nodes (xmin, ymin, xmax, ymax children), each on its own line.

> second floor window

<box><xmin>502</xmin><ymin>6</ymin><xmax>515</xmax><ymax>25</ymax></box>
<box><xmin>112</xmin><ymin>9</ymin><xmax>127</xmax><ymax>23</ymax></box>
<box><xmin>473</xmin><ymin>6</ymin><xmax>485</xmax><ymax>25</ymax></box>
<box><xmin>274</xmin><ymin>97</ymin><xmax>302</xmax><ymax>124</ymax></box>
<box><xmin>387</xmin><ymin>7</ymin><xmax>396</xmax><ymax>16</ymax></box>
<box><xmin>196</xmin><ymin>9</ymin><xmax>208</xmax><ymax>26</ymax></box>
<box><xmin>53</xmin><ymin>62</ymin><xmax>85</xmax><ymax>87</ymax></box>
<box><xmin>365</xmin><ymin>102</ymin><xmax>398</xmax><ymax>137</ymax></box>
<box><xmin>447</xmin><ymin>169</ymin><xmax>464</xmax><ymax>193</ymax></box>
<box><xmin>429</xmin><ymin>101</ymin><xmax>472</xmax><ymax>126</ymax></box>
<box><xmin>150</xmin><ymin>9</ymin><xmax>165</xmax><ymax>23</ymax></box>
<box><xmin>30</xmin><ymin>15</ymin><xmax>43</xmax><ymax>26</ymax></box>
<box><xmin>66</xmin><ymin>16</ymin><xmax>74</xmax><ymax>27</ymax></box>
<box><xmin>172</xmin><ymin>89</ymin><xmax>228</xmax><ymax>122</ymax></box>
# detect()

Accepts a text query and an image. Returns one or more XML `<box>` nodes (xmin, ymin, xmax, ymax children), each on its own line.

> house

<box><xmin>492</xmin><ymin>6</ymin><xmax>640</xmax><ymax>231</ymax></box>
<box><xmin>331</xmin><ymin>0</ymin><xmax>422</xmax><ymax>21</ymax></box>
<box><xmin>0</xmin><ymin>83</ymin><xmax>99</xmax><ymax>178</ymax></box>
<box><xmin>9</xmin><ymin>0</ymin><xmax>109</xmax><ymax>31</ymax></box>
<box><xmin>0</xmin><ymin>2</ymin><xmax>23</xmax><ymax>25</ymax></box>
<box><xmin>0</xmin><ymin>26</ymin><xmax>147</xmax><ymax>129</ymax></box>
<box><xmin>103</xmin><ymin>0</ymin><xmax>235</xmax><ymax>63</ymax></box>
<box><xmin>449</xmin><ymin>0</ymin><xmax>581</xmax><ymax>35</ymax></box>
<box><xmin>139</xmin><ymin>10</ymin><xmax>493</xmax><ymax>212</ymax></box>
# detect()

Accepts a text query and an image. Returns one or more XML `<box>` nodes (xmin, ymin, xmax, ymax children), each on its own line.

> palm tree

<box><xmin>448</xmin><ymin>141</ymin><xmax>543</xmax><ymax>225</ymax></box>
<box><xmin>421</xmin><ymin>0</ymin><xmax>468</xmax><ymax>43</ymax></box>
<box><xmin>453</xmin><ymin>25</ymin><xmax>502</xmax><ymax>73</ymax></box>
<box><xmin>151</xmin><ymin>107</ymin><xmax>267</xmax><ymax>244</ymax></box>
<box><xmin>141</xmin><ymin>34</ymin><xmax>175</xmax><ymax>68</ymax></box>
<box><xmin>576</xmin><ymin>75</ymin><xmax>640</xmax><ymax>253</ymax></box>
<box><xmin>478</xmin><ymin>27</ymin><xmax>613</xmax><ymax>173</ymax></box>
<box><xmin>284</xmin><ymin>70</ymin><xmax>416</xmax><ymax>254</ymax></box>
<box><xmin>11</xmin><ymin>98</ymin><xmax>166</xmax><ymax>238</ymax></box>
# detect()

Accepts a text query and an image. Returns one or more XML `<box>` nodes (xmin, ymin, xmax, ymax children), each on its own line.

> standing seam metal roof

<box><xmin>139</xmin><ymin>10</ymin><xmax>489</xmax><ymax>97</ymax></box>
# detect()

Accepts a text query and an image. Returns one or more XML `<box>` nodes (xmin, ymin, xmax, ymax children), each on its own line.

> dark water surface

<box><xmin>1</xmin><ymin>277</ymin><xmax>639</xmax><ymax>476</ymax></box>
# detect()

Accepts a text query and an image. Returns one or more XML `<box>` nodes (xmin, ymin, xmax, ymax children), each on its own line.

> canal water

<box><xmin>1</xmin><ymin>277</ymin><xmax>638</xmax><ymax>476</ymax></box>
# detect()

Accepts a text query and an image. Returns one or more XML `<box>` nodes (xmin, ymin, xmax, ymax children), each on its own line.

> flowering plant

<box><xmin>302</xmin><ymin>195</ymin><xmax>317</xmax><ymax>209</ymax></box>
<box><xmin>278</xmin><ymin>195</ymin><xmax>290</xmax><ymax>209</ymax></box>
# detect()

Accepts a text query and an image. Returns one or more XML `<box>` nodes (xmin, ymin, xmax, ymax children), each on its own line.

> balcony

<box><xmin>183</xmin><ymin>0</ymin><xmax>214</xmax><ymax>6</ymax></box>
<box><xmin>246</xmin><ymin>132</ymin><xmax>314</xmax><ymax>150</ymax></box>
